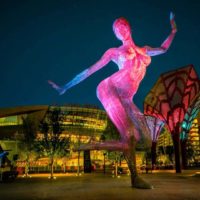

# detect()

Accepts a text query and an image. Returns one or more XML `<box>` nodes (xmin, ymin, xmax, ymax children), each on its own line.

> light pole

<box><xmin>103</xmin><ymin>152</ymin><xmax>106</xmax><ymax>174</ymax></box>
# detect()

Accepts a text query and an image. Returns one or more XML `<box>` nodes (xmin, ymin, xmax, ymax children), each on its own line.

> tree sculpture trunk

<box><xmin>151</xmin><ymin>141</ymin><xmax>157</xmax><ymax>169</ymax></box>
<box><xmin>172</xmin><ymin>133</ymin><xmax>182</xmax><ymax>173</ymax></box>
<box><xmin>181</xmin><ymin>139</ymin><xmax>187</xmax><ymax>169</ymax></box>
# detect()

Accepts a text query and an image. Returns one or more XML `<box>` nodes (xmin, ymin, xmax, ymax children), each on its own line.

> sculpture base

<box><xmin>132</xmin><ymin>176</ymin><xmax>153</xmax><ymax>189</ymax></box>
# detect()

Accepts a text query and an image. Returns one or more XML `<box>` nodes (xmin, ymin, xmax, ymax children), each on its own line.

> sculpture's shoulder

<box><xmin>135</xmin><ymin>46</ymin><xmax>148</xmax><ymax>55</ymax></box>
<box><xmin>104</xmin><ymin>47</ymin><xmax>119</xmax><ymax>61</ymax></box>
<box><xmin>106</xmin><ymin>47</ymin><xmax>118</xmax><ymax>56</ymax></box>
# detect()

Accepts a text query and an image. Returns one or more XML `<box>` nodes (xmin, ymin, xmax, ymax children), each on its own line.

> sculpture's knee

<box><xmin>96</xmin><ymin>80</ymin><xmax>110</xmax><ymax>102</ymax></box>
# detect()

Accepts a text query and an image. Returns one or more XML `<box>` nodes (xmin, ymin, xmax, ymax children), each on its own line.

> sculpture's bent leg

<box><xmin>97</xmin><ymin>79</ymin><xmax>135</xmax><ymax>142</ymax></box>
<box><xmin>97</xmin><ymin>79</ymin><xmax>152</xmax><ymax>189</ymax></box>
<box><xmin>122</xmin><ymin>99</ymin><xmax>152</xmax><ymax>148</ymax></box>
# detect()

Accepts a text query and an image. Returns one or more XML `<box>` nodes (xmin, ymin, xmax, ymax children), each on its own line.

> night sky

<box><xmin>0</xmin><ymin>0</ymin><xmax>200</xmax><ymax>111</ymax></box>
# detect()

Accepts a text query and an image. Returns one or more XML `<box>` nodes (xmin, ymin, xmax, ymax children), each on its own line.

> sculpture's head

<box><xmin>113</xmin><ymin>17</ymin><xmax>131</xmax><ymax>41</ymax></box>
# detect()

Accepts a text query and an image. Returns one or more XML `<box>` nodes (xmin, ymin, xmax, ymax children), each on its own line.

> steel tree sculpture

<box><xmin>49</xmin><ymin>13</ymin><xmax>177</xmax><ymax>188</ymax></box>
<box><xmin>144</xmin><ymin>65</ymin><xmax>200</xmax><ymax>173</ymax></box>
<box><xmin>145</xmin><ymin>116</ymin><xmax>165</xmax><ymax>168</ymax></box>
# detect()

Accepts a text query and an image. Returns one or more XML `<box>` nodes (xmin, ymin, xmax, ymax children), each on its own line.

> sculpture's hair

<box><xmin>113</xmin><ymin>17</ymin><xmax>131</xmax><ymax>32</ymax></box>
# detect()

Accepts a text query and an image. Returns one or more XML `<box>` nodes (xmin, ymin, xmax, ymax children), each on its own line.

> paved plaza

<box><xmin>0</xmin><ymin>171</ymin><xmax>200</xmax><ymax>200</ymax></box>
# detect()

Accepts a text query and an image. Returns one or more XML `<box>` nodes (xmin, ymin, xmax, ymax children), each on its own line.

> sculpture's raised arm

<box><xmin>48</xmin><ymin>48</ymin><xmax>115</xmax><ymax>95</ymax></box>
<box><xmin>145</xmin><ymin>12</ymin><xmax>177</xmax><ymax>56</ymax></box>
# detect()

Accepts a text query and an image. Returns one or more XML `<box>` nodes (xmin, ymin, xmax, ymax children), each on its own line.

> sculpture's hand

<box><xmin>48</xmin><ymin>69</ymin><xmax>88</xmax><ymax>95</ymax></box>
<box><xmin>170</xmin><ymin>12</ymin><xmax>177</xmax><ymax>33</ymax></box>
<box><xmin>48</xmin><ymin>80</ymin><xmax>66</xmax><ymax>95</ymax></box>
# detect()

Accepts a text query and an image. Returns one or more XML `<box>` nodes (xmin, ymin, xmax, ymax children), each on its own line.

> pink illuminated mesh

<box><xmin>49</xmin><ymin>14</ymin><xmax>177</xmax><ymax>150</ymax></box>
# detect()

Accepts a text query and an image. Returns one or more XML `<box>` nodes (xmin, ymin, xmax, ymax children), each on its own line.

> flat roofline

<box><xmin>0</xmin><ymin>105</ymin><xmax>49</xmax><ymax>118</ymax></box>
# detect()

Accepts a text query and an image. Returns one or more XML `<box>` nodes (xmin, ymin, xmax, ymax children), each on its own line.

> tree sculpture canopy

<box><xmin>144</xmin><ymin>65</ymin><xmax>199</xmax><ymax>134</ymax></box>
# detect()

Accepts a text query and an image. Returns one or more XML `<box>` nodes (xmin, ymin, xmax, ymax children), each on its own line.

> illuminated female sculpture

<box><xmin>49</xmin><ymin>13</ymin><xmax>177</xmax><ymax>188</ymax></box>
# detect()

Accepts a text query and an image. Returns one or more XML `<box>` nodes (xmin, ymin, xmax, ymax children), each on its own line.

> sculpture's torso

<box><xmin>110</xmin><ymin>45</ymin><xmax>151</xmax><ymax>98</ymax></box>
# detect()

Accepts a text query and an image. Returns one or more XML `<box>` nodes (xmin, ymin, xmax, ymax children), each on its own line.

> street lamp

<box><xmin>103</xmin><ymin>152</ymin><xmax>106</xmax><ymax>174</ymax></box>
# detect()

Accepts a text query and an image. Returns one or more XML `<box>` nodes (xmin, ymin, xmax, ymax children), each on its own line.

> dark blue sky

<box><xmin>0</xmin><ymin>0</ymin><xmax>200</xmax><ymax>111</ymax></box>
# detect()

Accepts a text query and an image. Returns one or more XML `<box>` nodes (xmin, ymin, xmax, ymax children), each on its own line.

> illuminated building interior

<box><xmin>186</xmin><ymin>116</ymin><xmax>200</xmax><ymax>166</ymax></box>
<box><xmin>0</xmin><ymin>105</ymin><xmax>133</xmax><ymax>174</ymax></box>
<box><xmin>156</xmin><ymin>127</ymin><xmax>174</xmax><ymax>166</ymax></box>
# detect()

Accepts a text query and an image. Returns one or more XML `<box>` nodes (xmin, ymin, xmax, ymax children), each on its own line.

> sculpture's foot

<box><xmin>132</xmin><ymin>176</ymin><xmax>153</xmax><ymax>189</ymax></box>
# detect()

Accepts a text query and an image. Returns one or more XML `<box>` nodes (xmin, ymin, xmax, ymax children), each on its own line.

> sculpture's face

<box><xmin>113</xmin><ymin>18</ymin><xmax>131</xmax><ymax>41</ymax></box>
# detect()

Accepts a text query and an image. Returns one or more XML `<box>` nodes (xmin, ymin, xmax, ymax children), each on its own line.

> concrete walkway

<box><xmin>0</xmin><ymin>170</ymin><xmax>200</xmax><ymax>200</ymax></box>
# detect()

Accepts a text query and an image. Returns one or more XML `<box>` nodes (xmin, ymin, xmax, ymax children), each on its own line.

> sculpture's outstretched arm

<box><xmin>48</xmin><ymin>48</ymin><xmax>115</xmax><ymax>95</ymax></box>
<box><xmin>145</xmin><ymin>12</ymin><xmax>177</xmax><ymax>56</ymax></box>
